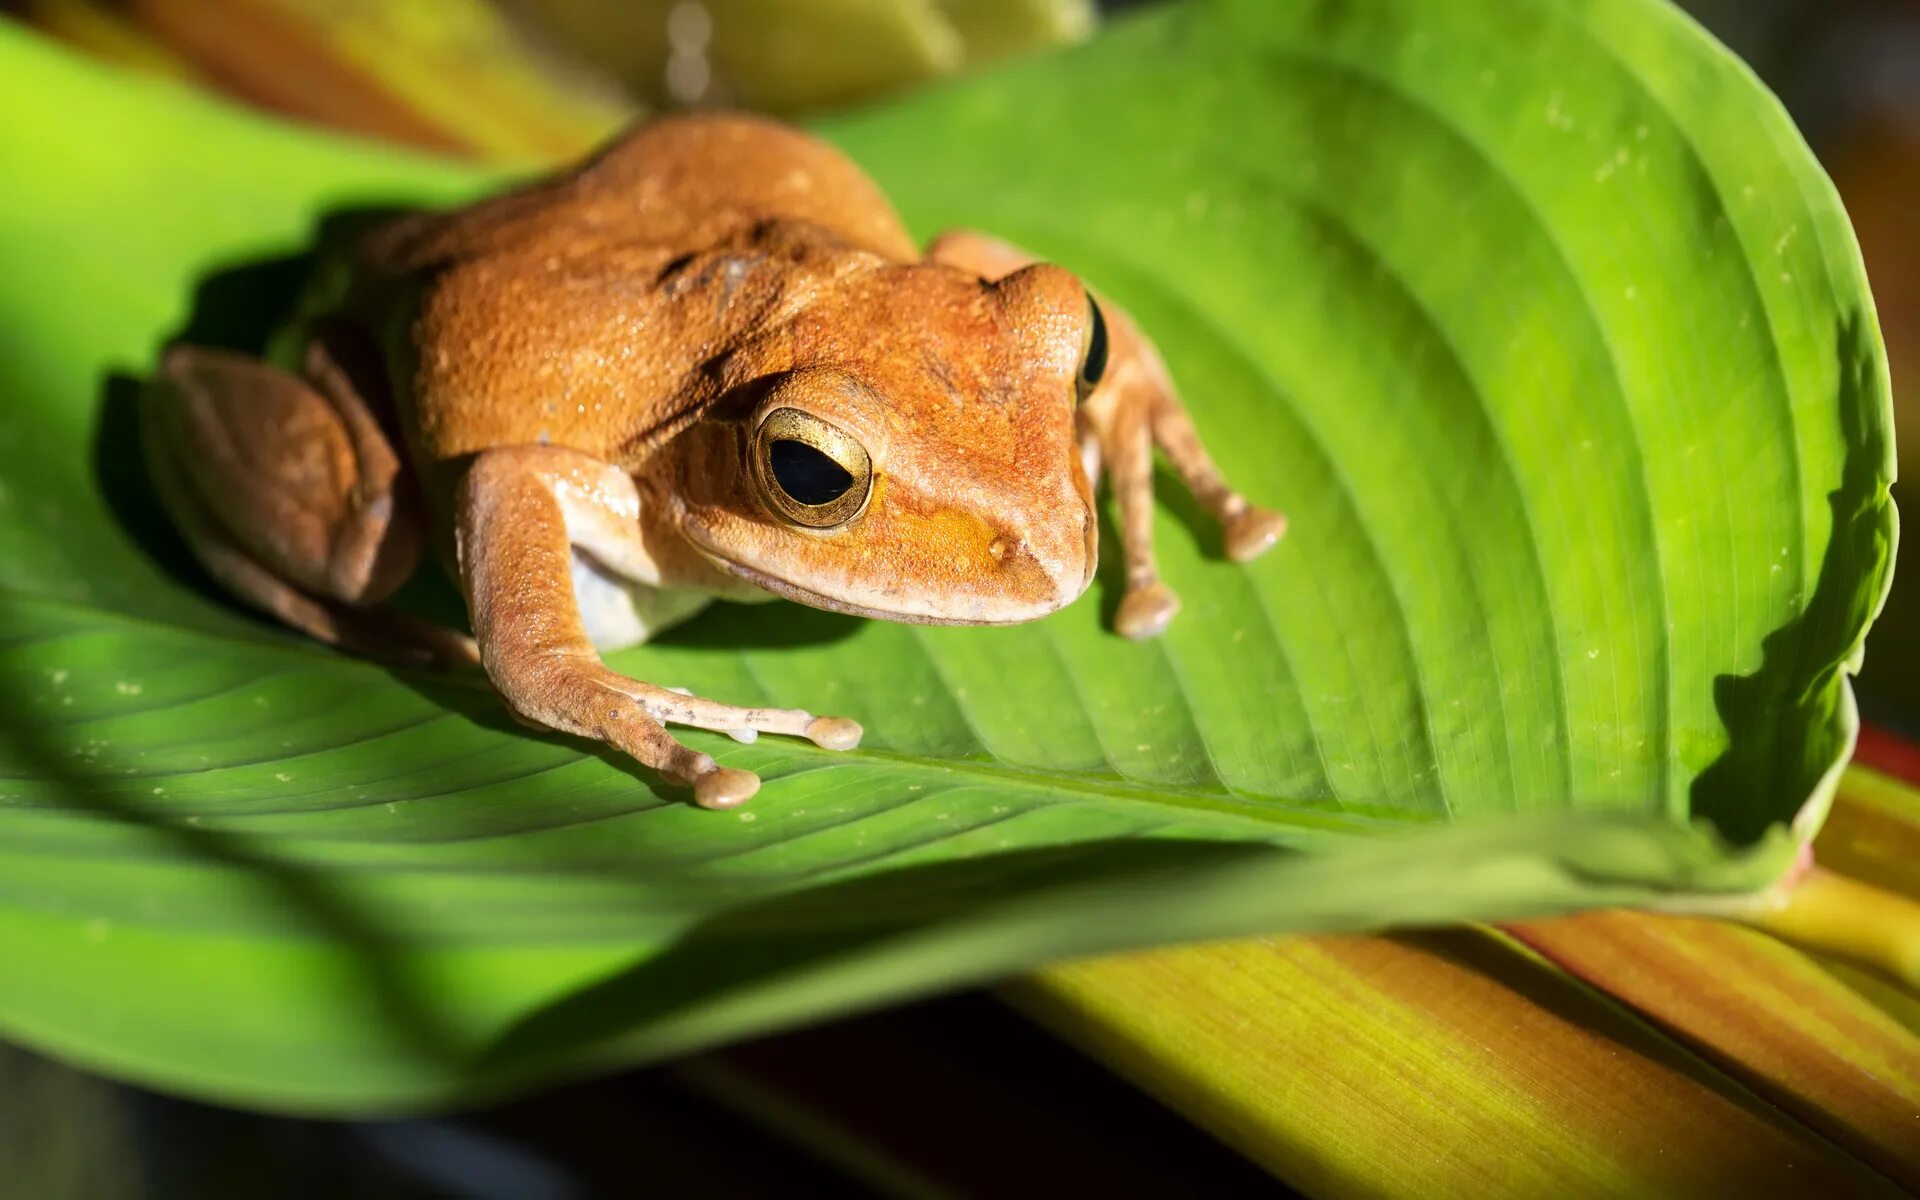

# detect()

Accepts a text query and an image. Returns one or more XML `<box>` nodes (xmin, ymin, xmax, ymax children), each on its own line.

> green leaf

<box><xmin>0</xmin><ymin>0</ymin><xmax>1893</xmax><ymax>1112</ymax></box>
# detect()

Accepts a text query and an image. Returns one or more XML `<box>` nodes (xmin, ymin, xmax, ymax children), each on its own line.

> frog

<box><xmin>144</xmin><ymin>113</ymin><xmax>1285</xmax><ymax>810</ymax></box>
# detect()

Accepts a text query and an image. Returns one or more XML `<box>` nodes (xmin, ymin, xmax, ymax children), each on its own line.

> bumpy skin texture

<box><xmin>144</xmin><ymin>113</ymin><xmax>1283</xmax><ymax>807</ymax></box>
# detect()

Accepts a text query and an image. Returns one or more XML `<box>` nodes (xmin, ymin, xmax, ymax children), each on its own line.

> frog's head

<box><xmin>667</xmin><ymin>260</ymin><xmax>1105</xmax><ymax>624</ymax></box>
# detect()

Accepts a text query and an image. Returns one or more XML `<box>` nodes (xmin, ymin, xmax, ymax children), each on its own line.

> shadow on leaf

<box><xmin>1693</xmin><ymin>313</ymin><xmax>1897</xmax><ymax>844</ymax></box>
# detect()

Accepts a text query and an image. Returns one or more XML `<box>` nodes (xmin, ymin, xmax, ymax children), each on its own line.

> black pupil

<box><xmin>1083</xmin><ymin>296</ymin><xmax>1110</xmax><ymax>388</ymax></box>
<box><xmin>770</xmin><ymin>439</ymin><xmax>853</xmax><ymax>506</ymax></box>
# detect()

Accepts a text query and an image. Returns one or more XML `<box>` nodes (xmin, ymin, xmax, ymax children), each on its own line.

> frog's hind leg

<box><xmin>927</xmin><ymin>229</ymin><xmax>1286</xmax><ymax>640</ymax></box>
<box><xmin>145</xmin><ymin>341</ymin><xmax>475</xmax><ymax>666</ymax></box>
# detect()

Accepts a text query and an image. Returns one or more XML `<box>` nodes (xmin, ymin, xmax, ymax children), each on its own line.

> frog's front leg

<box><xmin>928</xmin><ymin>230</ymin><xmax>1286</xmax><ymax>640</ymax></box>
<box><xmin>457</xmin><ymin>446</ymin><xmax>862</xmax><ymax>809</ymax></box>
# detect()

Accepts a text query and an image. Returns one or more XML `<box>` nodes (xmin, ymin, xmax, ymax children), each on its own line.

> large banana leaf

<box><xmin>0</xmin><ymin>0</ymin><xmax>1894</xmax><ymax>1112</ymax></box>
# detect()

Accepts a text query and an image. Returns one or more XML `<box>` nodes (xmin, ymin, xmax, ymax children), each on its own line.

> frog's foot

<box><xmin>632</xmin><ymin>680</ymin><xmax>863</xmax><ymax>752</ymax></box>
<box><xmin>926</xmin><ymin>228</ymin><xmax>1284</xmax><ymax>640</ymax></box>
<box><xmin>1151</xmin><ymin>389</ymin><xmax>1288</xmax><ymax>565</ymax></box>
<box><xmin>1079</xmin><ymin>330</ymin><xmax>1286</xmax><ymax>639</ymax></box>
<box><xmin>665</xmin><ymin>686</ymin><xmax>760</xmax><ymax>744</ymax></box>
<box><xmin>1222</xmin><ymin>504</ymin><xmax>1288</xmax><ymax>564</ymax></box>
<box><xmin>502</xmin><ymin>661</ymin><xmax>862</xmax><ymax>809</ymax></box>
<box><xmin>1114</xmin><ymin>580</ymin><xmax>1180</xmax><ymax>641</ymax></box>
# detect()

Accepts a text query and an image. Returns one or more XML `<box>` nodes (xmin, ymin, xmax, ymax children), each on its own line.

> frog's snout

<box><xmin>984</xmin><ymin>515</ymin><xmax>1095</xmax><ymax>619</ymax></box>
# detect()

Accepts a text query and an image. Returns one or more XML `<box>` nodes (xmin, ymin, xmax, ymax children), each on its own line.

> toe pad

<box><xmin>693</xmin><ymin>767</ymin><xmax>760</xmax><ymax>809</ymax></box>
<box><xmin>805</xmin><ymin>716</ymin><xmax>864</xmax><ymax>751</ymax></box>
<box><xmin>1225</xmin><ymin>506</ymin><xmax>1287</xmax><ymax>563</ymax></box>
<box><xmin>1116</xmin><ymin>581</ymin><xmax>1181</xmax><ymax>640</ymax></box>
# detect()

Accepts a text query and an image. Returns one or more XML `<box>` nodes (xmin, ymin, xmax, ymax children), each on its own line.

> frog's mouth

<box><xmin>688</xmin><ymin>543</ymin><xmax>1016</xmax><ymax>626</ymax></box>
<box><xmin>682</xmin><ymin>528</ymin><xmax>1090</xmax><ymax>627</ymax></box>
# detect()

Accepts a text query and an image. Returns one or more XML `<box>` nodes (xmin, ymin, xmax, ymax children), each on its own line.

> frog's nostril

<box><xmin>983</xmin><ymin>517</ymin><xmax>1093</xmax><ymax>612</ymax></box>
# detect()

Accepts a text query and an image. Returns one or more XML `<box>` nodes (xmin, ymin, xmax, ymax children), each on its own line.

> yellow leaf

<box><xmin>1010</xmin><ymin>930</ymin><xmax>1901</xmax><ymax>1197</ymax></box>
<box><xmin>1510</xmin><ymin>906</ymin><xmax>1920</xmax><ymax>1192</ymax></box>
<box><xmin>1012</xmin><ymin>766</ymin><xmax>1920</xmax><ymax>1196</ymax></box>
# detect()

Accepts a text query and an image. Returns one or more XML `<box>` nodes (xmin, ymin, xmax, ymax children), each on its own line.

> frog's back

<box><xmin>364</xmin><ymin>112</ymin><xmax>919</xmax><ymax>274</ymax></box>
<box><xmin>342</xmin><ymin>113</ymin><xmax>923</xmax><ymax>510</ymax></box>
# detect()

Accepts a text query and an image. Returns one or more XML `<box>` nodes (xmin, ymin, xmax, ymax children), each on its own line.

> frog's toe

<box><xmin>1115</xmin><ymin>580</ymin><xmax>1181</xmax><ymax>640</ymax></box>
<box><xmin>692</xmin><ymin>765</ymin><xmax>761</xmax><ymax>809</ymax></box>
<box><xmin>805</xmin><ymin>716</ymin><xmax>863</xmax><ymax>751</ymax></box>
<box><xmin>1224</xmin><ymin>505</ymin><xmax>1287</xmax><ymax>563</ymax></box>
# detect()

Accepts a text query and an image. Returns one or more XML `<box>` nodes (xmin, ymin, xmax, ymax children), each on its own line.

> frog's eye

<box><xmin>1077</xmin><ymin>295</ymin><xmax>1109</xmax><ymax>404</ymax></box>
<box><xmin>752</xmin><ymin>407</ymin><xmax>873</xmax><ymax>529</ymax></box>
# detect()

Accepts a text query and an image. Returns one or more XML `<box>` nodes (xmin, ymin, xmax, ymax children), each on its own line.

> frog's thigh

<box><xmin>149</xmin><ymin>342</ymin><xmax>420</xmax><ymax>604</ymax></box>
<box><xmin>146</xmin><ymin>345</ymin><xmax>467</xmax><ymax>663</ymax></box>
<box><xmin>458</xmin><ymin>446</ymin><xmax>861</xmax><ymax>809</ymax></box>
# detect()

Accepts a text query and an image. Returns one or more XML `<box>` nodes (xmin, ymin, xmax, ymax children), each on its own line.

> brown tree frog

<box><xmin>145</xmin><ymin>114</ymin><xmax>1284</xmax><ymax>809</ymax></box>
